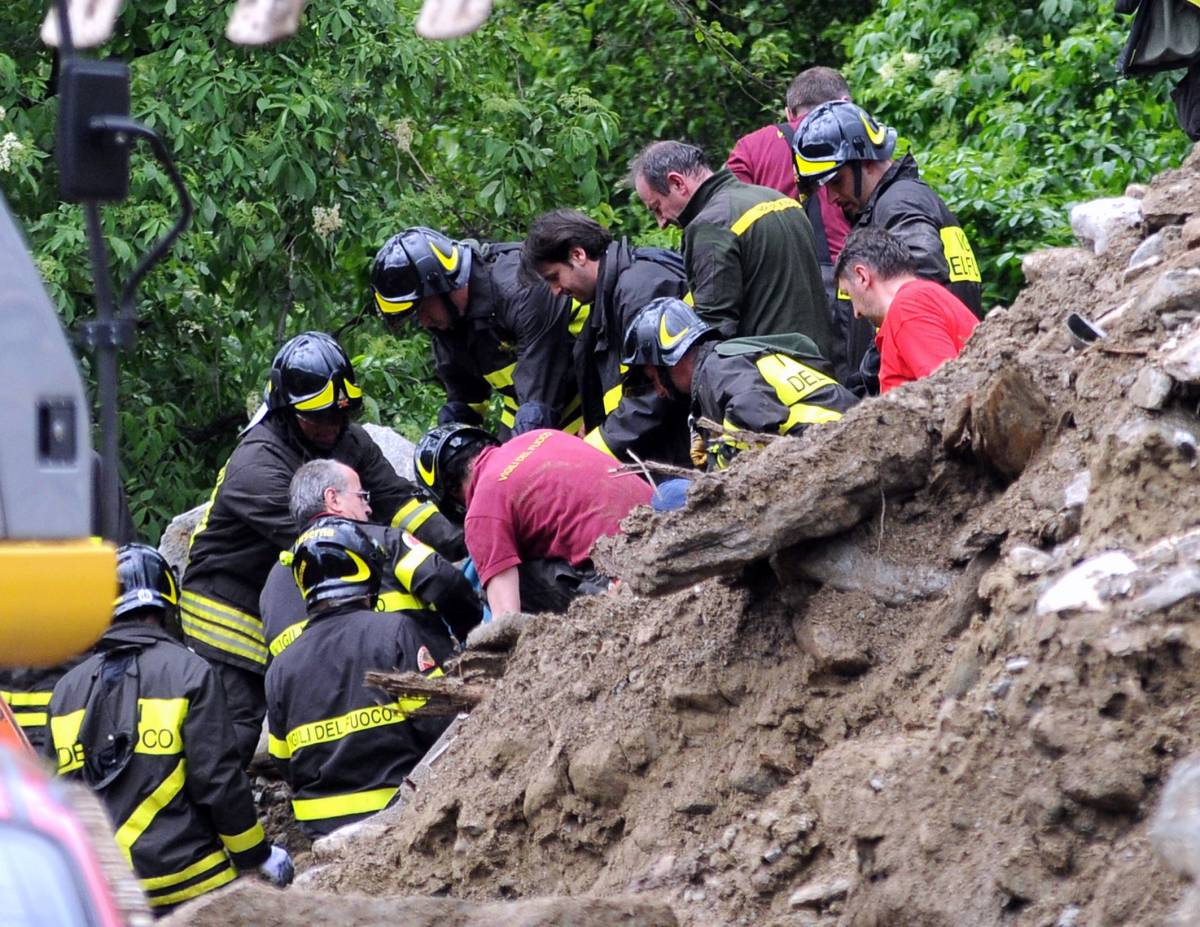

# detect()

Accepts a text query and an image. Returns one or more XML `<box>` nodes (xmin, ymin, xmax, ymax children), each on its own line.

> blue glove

<box><xmin>258</xmin><ymin>845</ymin><xmax>294</xmax><ymax>887</ymax></box>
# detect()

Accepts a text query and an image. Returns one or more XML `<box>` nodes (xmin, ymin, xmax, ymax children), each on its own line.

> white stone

<box><xmin>1163</xmin><ymin>331</ymin><xmax>1200</xmax><ymax>384</ymax></box>
<box><xmin>1129</xmin><ymin>368</ymin><xmax>1175</xmax><ymax>410</ymax></box>
<box><xmin>1070</xmin><ymin>197</ymin><xmax>1143</xmax><ymax>255</ymax></box>
<box><xmin>1035</xmin><ymin>551</ymin><xmax>1139</xmax><ymax>615</ymax></box>
<box><xmin>788</xmin><ymin>878</ymin><xmax>852</xmax><ymax>909</ymax></box>
<box><xmin>1063</xmin><ymin>471</ymin><xmax>1091</xmax><ymax>510</ymax></box>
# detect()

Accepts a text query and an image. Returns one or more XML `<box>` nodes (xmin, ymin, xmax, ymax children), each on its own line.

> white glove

<box><xmin>258</xmin><ymin>844</ymin><xmax>294</xmax><ymax>887</ymax></box>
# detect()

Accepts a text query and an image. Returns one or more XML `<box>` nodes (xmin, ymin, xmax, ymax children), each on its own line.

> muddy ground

<box><xmin>193</xmin><ymin>145</ymin><xmax>1200</xmax><ymax>926</ymax></box>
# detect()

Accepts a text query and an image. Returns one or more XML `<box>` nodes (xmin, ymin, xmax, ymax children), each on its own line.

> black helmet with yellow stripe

<box><xmin>290</xmin><ymin>516</ymin><xmax>384</xmax><ymax>609</ymax></box>
<box><xmin>414</xmin><ymin>424</ymin><xmax>499</xmax><ymax>516</ymax></box>
<box><xmin>371</xmin><ymin>227</ymin><xmax>472</xmax><ymax>320</ymax></box>
<box><xmin>267</xmin><ymin>331</ymin><xmax>363</xmax><ymax>416</ymax></box>
<box><xmin>114</xmin><ymin>543</ymin><xmax>179</xmax><ymax>621</ymax></box>
<box><xmin>791</xmin><ymin>100</ymin><xmax>897</xmax><ymax>194</ymax></box>
<box><xmin>622</xmin><ymin>297</ymin><xmax>713</xmax><ymax>369</ymax></box>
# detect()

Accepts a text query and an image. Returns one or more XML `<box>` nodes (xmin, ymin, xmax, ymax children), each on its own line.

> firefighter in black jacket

<box><xmin>266</xmin><ymin>518</ymin><xmax>453</xmax><ymax>838</ymax></box>
<box><xmin>371</xmin><ymin>226</ymin><xmax>583</xmax><ymax>438</ymax></box>
<box><xmin>181</xmin><ymin>331</ymin><xmax>461</xmax><ymax>766</ymax></box>
<box><xmin>259</xmin><ymin>458</ymin><xmax>482</xmax><ymax>662</ymax></box>
<box><xmin>522</xmin><ymin>209</ymin><xmax>693</xmax><ymax>466</ymax></box>
<box><xmin>624</xmin><ymin>298</ymin><xmax>859</xmax><ymax>469</ymax></box>
<box><xmin>792</xmin><ymin>101</ymin><xmax>983</xmax><ymax>319</ymax></box>
<box><xmin>47</xmin><ymin>544</ymin><xmax>293</xmax><ymax>912</ymax></box>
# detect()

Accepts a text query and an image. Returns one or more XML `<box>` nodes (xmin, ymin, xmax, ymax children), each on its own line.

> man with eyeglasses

<box><xmin>181</xmin><ymin>331</ymin><xmax>463</xmax><ymax>766</ymax></box>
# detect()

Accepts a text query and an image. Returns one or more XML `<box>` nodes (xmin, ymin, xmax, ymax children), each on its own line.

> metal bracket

<box><xmin>76</xmin><ymin>317</ymin><xmax>135</xmax><ymax>351</ymax></box>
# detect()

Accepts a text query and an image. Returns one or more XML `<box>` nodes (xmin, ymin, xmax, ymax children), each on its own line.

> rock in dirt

<box><xmin>604</xmin><ymin>405</ymin><xmax>934</xmax><ymax>596</ymax></box>
<box><xmin>360</xmin><ymin>423</ymin><xmax>416</xmax><ymax>481</ymax></box>
<box><xmin>467</xmin><ymin>612</ymin><xmax>531</xmax><ymax>651</ymax></box>
<box><xmin>1069</xmin><ymin>197</ymin><xmax>1143</xmax><ymax>254</ymax></box>
<box><xmin>1129</xmin><ymin>367</ymin><xmax>1175</xmax><ymax>410</ymax></box>
<box><xmin>794</xmin><ymin>618</ymin><xmax>873</xmax><ymax>677</ymax></box>
<box><xmin>1022</xmin><ymin>247</ymin><xmax>1092</xmax><ymax>285</ymax></box>
<box><xmin>1060</xmin><ymin>743</ymin><xmax>1146</xmax><ymax>814</ymax></box>
<box><xmin>1143</xmin><ymin>269</ymin><xmax>1200</xmax><ymax>317</ymax></box>
<box><xmin>788</xmin><ymin>878</ymin><xmax>852</xmax><ymax>909</ymax></box>
<box><xmin>161</xmin><ymin>883</ymin><xmax>679</xmax><ymax>926</ymax></box>
<box><xmin>966</xmin><ymin>365</ymin><xmax>1053</xmax><ymax>480</ymax></box>
<box><xmin>1162</xmin><ymin>329</ymin><xmax>1200</xmax><ymax>384</ymax></box>
<box><xmin>1035</xmin><ymin>551</ymin><xmax>1138</xmax><ymax>615</ymax></box>
<box><xmin>568</xmin><ymin>739</ymin><xmax>630</xmax><ymax>806</ymax></box>
<box><xmin>1152</xmin><ymin>753</ymin><xmax>1200</xmax><ymax>880</ymax></box>
<box><xmin>772</xmin><ymin>538</ymin><xmax>953</xmax><ymax>606</ymax></box>
<box><xmin>1141</xmin><ymin>146</ymin><xmax>1200</xmax><ymax>229</ymax></box>
<box><xmin>158</xmin><ymin>502</ymin><xmax>206</xmax><ymax>575</ymax></box>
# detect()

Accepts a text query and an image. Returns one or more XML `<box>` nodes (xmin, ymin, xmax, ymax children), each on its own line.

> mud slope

<box><xmin>293</xmin><ymin>147</ymin><xmax>1199</xmax><ymax>926</ymax></box>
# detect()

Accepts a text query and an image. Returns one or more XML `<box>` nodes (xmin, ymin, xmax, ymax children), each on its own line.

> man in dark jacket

<box><xmin>792</xmin><ymin>101</ymin><xmax>983</xmax><ymax>319</ymax></box>
<box><xmin>259</xmin><ymin>458</ymin><xmax>482</xmax><ymax>662</ymax></box>
<box><xmin>521</xmin><ymin>209</ymin><xmax>692</xmax><ymax>465</ymax></box>
<box><xmin>371</xmin><ymin>227</ymin><xmax>583</xmax><ymax>437</ymax></box>
<box><xmin>628</xmin><ymin>141</ymin><xmax>835</xmax><ymax>362</ymax></box>
<box><xmin>266</xmin><ymin>519</ymin><xmax>453</xmax><ymax>838</ymax></box>
<box><xmin>624</xmin><ymin>298</ymin><xmax>858</xmax><ymax>470</ymax></box>
<box><xmin>48</xmin><ymin>544</ymin><xmax>292</xmax><ymax>912</ymax></box>
<box><xmin>181</xmin><ymin>331</ymin><xmax>459</xmax><ymax>766</ymax></box>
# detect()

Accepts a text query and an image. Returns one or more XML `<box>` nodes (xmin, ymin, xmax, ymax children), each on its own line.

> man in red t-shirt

<box><xmin>415</xmin><ymin>426</ymin><xmax>653</xmax><ymax>616</ymax></box>
<box><xmin>834</xmin><ymin>227</ymin><xmax>979</xmax><ymax>394</ymax></box>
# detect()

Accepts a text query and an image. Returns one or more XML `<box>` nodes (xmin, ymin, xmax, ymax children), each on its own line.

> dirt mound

<box><xmin>206</xmin><ymin>145</ymin><xmax>1200</xmax><ymax>926</ymax></box>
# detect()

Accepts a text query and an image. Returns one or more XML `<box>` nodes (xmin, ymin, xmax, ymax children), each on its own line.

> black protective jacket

<box><xmin>46</xmin><ymin>623</ymin><xmax>269</xmax><ymax>911</ymax></box>
<box><xmin>854</xmin><ymin>154</ymin><xmax>983</xmax><ymax>318</ymax></box>
<box><xmin>259</xmin><ymin>521</ymin><xmax>482</xmax><ymax>662</ymax></box>
<box><xmin>432</xmin><ymin>242</ymin><xmax>582</xmax><ymax>436</ymax></box>
<box><xmin>0</xmin><ymin>659</ymin><xmax>85</xmax><ymax>752</ymax></box>
<box><xmin>265</xmin><ymin>604</ymin><xmax>453</xmax><ymax>837</ymax></box>
<box><xmin>576</xmin><ymin>239</ymin><xmax>692</xmax><ymax>466</ymax></box>
<box><xmin>678</xmin><ymin>168</ymin><xmax>835</xmax><ymax>359</ymax></box>
<box><xmin>181</xmin><ymin>413</ymin><xmax>460</xmax><ymax>673</ymax></box>
<box><xmin>691</xmin><ymin>335</ymin><xmax>859</xmax><ymax>469</ymax></box>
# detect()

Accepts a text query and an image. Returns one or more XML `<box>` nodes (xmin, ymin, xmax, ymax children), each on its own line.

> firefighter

<box><xmin>371</xmin><ymin>226</ymin><xmax>583</xmax><ymax>438</ymax></box>
<box><xmin>259</xmin><ymin>458</ymin><xmax>483</xmax><ymax>663</ymax></box>
<box><xmin>265</xmin><ymin>518</ymin><xmax>453</xmax><ymax>838</ymax></box>
<box><xmin>181</xmin><ymin>331</ymin><xmax>460</xmax><ymax>767</ymax></box>
<box><xmin>627</xmin><ymin>140</ymin><xmax>835</xmax><ymax>362</ymax></box>
<box><xmin>415</xmin><ymin>425</ymin><xmax>652</xmax><ymax>615</ymax></box>
<box><xmin>521</xmin><ymin>208</ymin><xmax>692</xmax><ymax>466</ymax></box>
<box><xmin>46</xmin><ymin>544</ymin><xmax>293</xmax><ymax>912</ymax></box>
<box><xmin>792</xmin><ymin>101</ymin><xmax>983</xmax><ymax>319</ymax></box>
<box><xmin>623</xmin><ymin>298</ymin><xmax>858</xmax><ymax>469</ymax></box>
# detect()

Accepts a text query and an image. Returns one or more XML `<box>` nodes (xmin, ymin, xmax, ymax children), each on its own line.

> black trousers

<box><xmin>211</xmin><ymin>660</ymin><xmax>266</xmax><ymax>769</ymax></box>
<box><xmin>518</xmin><ymin>558</ymin><xmax>611</xmax><ymax>614</ymax></box>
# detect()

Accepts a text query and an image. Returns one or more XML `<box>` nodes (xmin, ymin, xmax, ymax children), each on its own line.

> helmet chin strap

<box><xmin>440</xmin><ymin>291</ymin><xmax>460</xmax><ymax>321</ymax></box>
<box><xmin>852</xmin><ymin>161</ymin><xmax>863</xmax><ymax>202</ymax></box>
<box><xmin>659</xmin><ymin>367</ymin><xmax>685</xmax><ymax>402</ymax></box>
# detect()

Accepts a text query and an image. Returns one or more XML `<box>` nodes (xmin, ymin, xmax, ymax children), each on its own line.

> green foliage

<box><xmin>843</xmin><ymin>0</ymin><xmax>1190</xmax><ymax>305</ymax></box>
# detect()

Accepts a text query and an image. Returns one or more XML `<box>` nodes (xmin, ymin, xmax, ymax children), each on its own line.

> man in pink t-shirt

<box><xmin>414</xmin><ymin>426</ymin><xmax>653</xmax><ymax>616</ymax></box>
<box><xmin>835</xmin><ymin>227</ymin><xmax>979</xmax><ymax>394</ymax></box>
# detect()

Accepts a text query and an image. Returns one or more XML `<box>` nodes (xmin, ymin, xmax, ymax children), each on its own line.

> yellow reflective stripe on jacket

<box><xmin>584</xmin><ymin>428</ymin><xmax>615</xmax><ymax>458</ymax></box>
<box><xmin>469</xmin><ymin>400</ymin><xmax>488</xmax><ymax>417</ymax></box>
<box><xmin>391</xmin><ymin>498</ymin><xmax>438</xmax><ymax>533</ymax></box>
<box><xmin>394</xmin><ymin>543</ymin><xmax>434</xmax><ymax>589</ymax></box>
<box><xmin>186</xmin><ymin>459</ymin><xmax>228</xmax><ymax>555</ymax></box>
<box><xmin>14</xmin><ymin>711</ymin><xmax>47</xmax><ymax>728</ymax></box>
<box><xmin>782</xmin><ymin>402</ymin><xmax>842</xmax><ymax>431</ymax></box>
<box><xmin>145</xmin><ymin>863</ymin><xmax>236</xmax><ymax>908</ymax></box>
<box><xmin>602</xmin><ymin>382</ymin><xmax>623</xmax><ymax>416</ymax></box>
<box><xmin>940</xmin><ymin>226</ymin><xmax>982</xmax><ymax>283</ymax></box>
<box><xmin>729</xmin><ymin>198</ymin><xmax>802</xmax><ymax>237</ymax></box>
<box><xmin>135</xmin><ymin>698</ymin><xmax>188</xmax><ymax>756</ymax></box>
<box><xmin>568</xmin><ymin>299</ymin><xmax>591</xmax><ymax>336</ymax></box>
<box><xmin>560</xmin><ymin>393</ymin><xmax>584</xmax><ymax>436</ymax></box>
<box><xmin>377</xmin><ymin>590</ymin><xmax>426</xmax><ymax>612</ymax></box>
<box><xmin>140</xmin><ymin>849</ymin><xmax>228</xmax><ymax>892</ymax></box>
<box><xmin>483</xmin><ymin>363</ymin><xmax>517</xmax><ymax>390</ymax></box>
<box><xmin>754</xmin><ymin>354</ymin><xmax>844</xmax><ymax>434</ymax></box>
<box><xmin>268</xmin><ymin>733</ymin><xmax>290</xmax><ymax>760</ymax></box>
<box><xmin>180</xmin><ymin>591</ymin><xmax>268</xmax><ymax>666</ymax></box>
<box><xmin>220</xmin><ymin>821</ymin><xmax>265</xmax><ymax>855</ymax></box>
<box><xmin>291</xmin><ymin>786</ymin><xmax>398</xmax><ymax>822</ymax></box>
<box><xmin>284</xmin><ymin>698</ymin><xmax>424</xmax><ymax>756</ymax></box>
<box><xmin>50</xmin><ymin>709</ymin><xmax>86</xmax><ymax>773</ymax></box>
<box><xmin>1</xmin><ymin>690</ymin><xmax>52</xmax><ymax>707</ymax></box>
<box><xmin>269</xmin><ymin>620</ymin><xmax>308</xmax><ymax>658</ymax></box>
<box><xmin>114</xmin><ymin>759</ymin><xmax>188</xmax><ymax>864</ymax></box>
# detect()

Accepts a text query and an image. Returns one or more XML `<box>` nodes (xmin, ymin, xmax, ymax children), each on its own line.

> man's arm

<box><xmin>508</xmin><ymin>285</ymin><xmax>575</xmax><ymax>431</ymax></box>
<box><xmin>217</xmin><ymin>444</ymin><xmax>301</xmax><ymax>551</ymax></box>
<box><xmin>485</xmin><ymin>565</ymin><xmax>521</xmax><ymax>616</ymax></box>
<box><xmin>683</xmin><ymin>224</ymin><xmax>744</xmax><ymax>337</ymax></box>
<box><xmin>890</xmin><ymin>315</ymin><xmax>966</xmax><ymax>380</ymax></box>
<box><xmin>430</xmin><ymin>330</ymin><xmax>491</xmax><ymax>424</ymax></box>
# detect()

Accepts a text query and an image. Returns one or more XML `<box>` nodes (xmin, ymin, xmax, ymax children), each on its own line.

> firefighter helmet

<box><xmin>267</xmin><ymin>331</ymin><xmax>363</xmax><ymax>415</ymax></box>
<box><xmin>414</xmin><ymin>424</ymin><xmax>499</xmax><ymax>514</ymax></box>
<box><xmin>791</xmin><ymin>100</ymin><xmax>897</xmax><ymax>190</ymax></box>
<box><xmin>622</xmin><ymin>297</ymin><xmax>713</xmax><ymax>369</ymax></box>
<box><xmin>290</xmin><ymin>516</ymin><xmax>384</xmax><ymax>608</ymax></box>
<box><xmin>114</xmin><ymin>543</ymin><xmax>180</xmax><ymax>621</ymax></box>
<box><xmin>371</xmin><ymin>227</ymin><xmax>472</xmax><ymax>319</ymax></box>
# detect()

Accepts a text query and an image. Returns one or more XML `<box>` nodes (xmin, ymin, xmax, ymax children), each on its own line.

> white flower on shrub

<box><xmin>0</xmin><ymin>132</ymin><xmax>25</xmax><ymax>173</ymax></box>
<box><xmin>312</xmin><ymin>203</ymin><xmax>343</xmax><ymax>241</ymax></box>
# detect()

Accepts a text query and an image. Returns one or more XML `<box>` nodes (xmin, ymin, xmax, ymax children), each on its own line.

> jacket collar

<box><xmin>858</xmin><ymin>153</ymin><xmax>919</xmax><ymax>225</ymax></box>
<box><xmin>678</xmin><ymin>168</ymin><xmax>736</xmax><ymax>228</ymax></box>
<box><xmin>97</xmin><ymin>621</ymin><xmax>175</xmax><ymax>651</ymax></box>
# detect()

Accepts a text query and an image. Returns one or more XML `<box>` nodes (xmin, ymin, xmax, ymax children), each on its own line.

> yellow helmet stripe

<box><xmin>794</xmin><ymin>154</ymin><xmax>838</xmax><ymax>177</ymax></box>
<box><xmin>374</xmin><ymin>291</ymin><xmax>416</xmax><ymax>315</ymax></box>
<box><xmin>859</xmin><ymin>112</ymin><xmax>887</xmax><ymax>146</ymax></box>
<box><xmin>342</xmin><ymin>550</ymin><xmax>372</xmax><ymax>584</ymax></box>
<box><xmin>293</xmin><ymin>379</ymin><xmax>336</xmax><ymax>411</ymax></box>
<box><xmin>658</xmin><ymin>314</ymin><xmax>689</xmax><ymax>350</ymax></box>
<box><xmin>429</xmin><ymin>242</ymin><xmax>459</xmax><ymax>273</ymax></box>
<box><xmin>416</xmin><ymin>455</ymin><xmax>436</xmax><ymax>489</ymax></box>
<box><xmin>344</xmin><ymin>380</ymin><xmax>363</xmax><ymax>400</ymax></box>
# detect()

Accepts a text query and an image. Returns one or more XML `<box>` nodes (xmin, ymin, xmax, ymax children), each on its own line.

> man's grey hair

<box><xmin>627</xmin><ymin>141</ymin><xmax>710</xmax><ymax>195</ymax></box>
<box><xmin>289</xmin><ymin>459</ymin><xmax>351</xmax><ymax>529</ymax></box>
<box><xmin>786</xmin><ymin>66</ymin><xmax>851</xmax><ymax>118</ymax></box>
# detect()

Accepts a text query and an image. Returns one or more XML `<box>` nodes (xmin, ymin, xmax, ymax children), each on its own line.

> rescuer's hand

<box><xmin>258</xmin><ymin>845</ymin><xmax>295</xmax><ymax>887</ymax></box>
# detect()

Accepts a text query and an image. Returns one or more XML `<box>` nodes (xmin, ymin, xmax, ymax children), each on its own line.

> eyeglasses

<box><xmin>340</xmin><ymin>489</ymin><xmax>370</xmax><ymax>503</ymax></box>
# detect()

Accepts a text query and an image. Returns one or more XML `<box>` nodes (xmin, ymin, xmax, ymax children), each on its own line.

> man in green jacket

<box><xmin>628</xmin><ymin>140</ymin><xmax>835</xmax><ymax>364</ymax></box>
